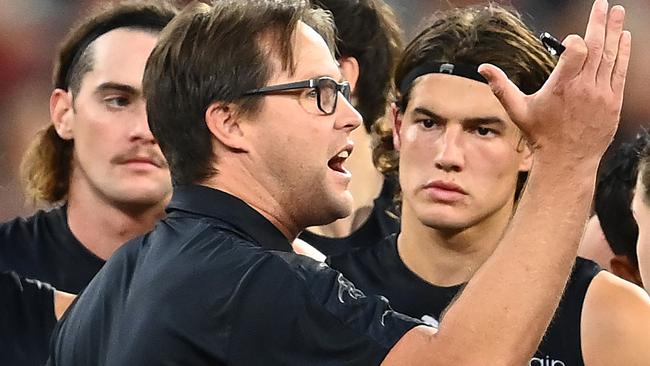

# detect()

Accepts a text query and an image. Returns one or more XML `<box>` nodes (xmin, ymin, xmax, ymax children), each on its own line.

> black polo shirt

<box><xmin>48</xmin><ymin>185</ymin><xmax>424</xmax><ymax>366</ymax></box>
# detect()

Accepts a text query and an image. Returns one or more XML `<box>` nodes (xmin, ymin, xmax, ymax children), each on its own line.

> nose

<box><xmin>334</xmin><ymin>92</ymin><xmax>362</xmax><ymax>132</ymax></box>
<box><xmin>129</xmin><ymin>100</ymin><xmax>156</xmax><ymax>144</ymax></box>
<box><xmin>434</xmin><ymin>125</ymin><xmax>464</xmax><ymax>172</ymax></box>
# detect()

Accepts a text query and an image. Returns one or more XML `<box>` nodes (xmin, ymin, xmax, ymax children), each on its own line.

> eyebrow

<box><xmin>94</xmin><ymin>82</ymin><xmax>141</xmax><ymax>97</ymax></box>
<box><xmin>299</xmin><ymin>71</ymin><xmax>345</xmax><ymax>82</ymax></box>
<box><xmin>412</xmin><ymin>106</ymin><xmax>506</xmax><ymax>127</ymax></box>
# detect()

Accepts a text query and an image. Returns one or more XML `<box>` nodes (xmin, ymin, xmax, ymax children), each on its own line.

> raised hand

<box><xmin>478</xmin><ymin>0</ymin><xmax>631</xmax><ymax>163</ymax></box>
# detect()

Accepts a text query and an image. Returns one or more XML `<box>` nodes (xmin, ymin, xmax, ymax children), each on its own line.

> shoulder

<box><xmin>0</xmin><ymin>207</ymin><xmax>70</xmax><ymax>268</ymax></box>
<box><xmin>0</xmin><ymin>207</ymin><xmax>65</xmax><ymax>242</ymax></box>
<box><xmin>227</xmin><ymin>251</ymin><xmax>423</xmax><ymax>363</ymax></box>
<box><xmin>581</xmin><ymin>270</ymin><xmax>650</xmax><ymax>366</ymax></box>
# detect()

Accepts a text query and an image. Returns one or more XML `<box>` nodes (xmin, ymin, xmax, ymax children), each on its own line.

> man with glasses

<box><xmin>296</xmin><ymin>0</ymin><xmax>403</xmax><ymax>257</ymax></box>
<box><xmin>49</xmin><ymin>0</ymin><xmax>631</xmax><ymax>365</ymax></box>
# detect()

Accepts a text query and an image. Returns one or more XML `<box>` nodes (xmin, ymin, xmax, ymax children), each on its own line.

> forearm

<box><xmin>435</xmin><ymin>157</ymin><xmax>598</xmax><ymax>364</ymax></box>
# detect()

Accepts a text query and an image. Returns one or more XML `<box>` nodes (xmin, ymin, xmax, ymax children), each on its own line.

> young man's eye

<box><xmin>104</xmin><ymin>96</ymin><xmax>130</xmax><ymax>108</ymax></box>
<box><xmin>474</xmin><ymin>126</ymin><xmax>497</xmax><ymax>137</ymax></box>
<box><xmin>418</xmin><ymin>119</ymin><xmax>438</xmax><ymax>129</ymax></box>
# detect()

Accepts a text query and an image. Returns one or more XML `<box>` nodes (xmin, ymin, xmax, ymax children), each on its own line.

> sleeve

<box><xmin>0</xmin><ymin>271</ymin><xmax>57</xmax><ymax>366</ymax></box>
<box><xmin>226</xmin><ymin>254</ymin><xmax>425</xmax><ymax>365</ymax></box>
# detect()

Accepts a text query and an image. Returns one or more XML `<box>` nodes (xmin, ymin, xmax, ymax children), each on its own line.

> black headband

<box><xmin>398</xmin><ymin>62</ymin><xmax>487</xmax><ymax>99</ymax></box>
<box><xmin>56</xmin><ymin>13</ymin><xmax>169</xmax><ymax>90</ymax></box>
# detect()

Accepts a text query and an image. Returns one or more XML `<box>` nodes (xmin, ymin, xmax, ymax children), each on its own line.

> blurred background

<box><xmin>1</xmin><ymin>0</ymin><xmax>648</xmax><ymax>220</ymax></box>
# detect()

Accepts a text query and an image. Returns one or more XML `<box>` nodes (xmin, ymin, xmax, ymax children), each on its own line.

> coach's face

<box><xmin>51</xmin><ymin>28</ymin><xmax>171</xmax><ymax>209</ymax></box>
<box><xmin>632</xmin><ymin>172</ymin><xmax>650</xmax><ymax>288</ymax></box>
<box><xmin>245</xmin><ymin>22</ymin><xmax>362</xmax><ymax>228</ymax></box>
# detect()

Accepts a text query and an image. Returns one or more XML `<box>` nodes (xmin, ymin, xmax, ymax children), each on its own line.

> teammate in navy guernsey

<box><xmin>579</xmin><ymin>132</ymin><xmax>649</xmax><ymax>286</ymax></box>
<box><xmin>328</xmin><ymin>4</ymin><xmax>650</xmax><ymax>366</ymax></box>
<box><xmin>49</xmin><ymin>0</ymin><xmax>632</xmax><ymax>365</ymax></box>
<box><xmin>0</xmin><ymin>270</ymin><xmax>73</xmax><ymax>366</ymax></box>
<box><xmin>298</xmin><ymin>0</ymin><xmax>403</xmax><ymax>256</ymax></box>
<box><xmin>0</xmin><ymin>1</ymin><xmax>176</xmax><ymax>295</ymax></box>
<box><xmin>0</xmin><ymin>2</ymin><xmax>176</xmax><ymax>365</ymax></box>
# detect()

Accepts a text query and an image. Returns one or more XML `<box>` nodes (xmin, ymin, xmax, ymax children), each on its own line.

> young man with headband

<box><xmin>329</xmin><ymin>4</ymin><xmax>650</xmax><ymax>365</ymax></box>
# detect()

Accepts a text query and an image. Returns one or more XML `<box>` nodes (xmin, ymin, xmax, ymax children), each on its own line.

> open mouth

<box><xmin>327</xmin><ymin>145</ymin><xmax>353</xmax><ymax>175</ymax></box>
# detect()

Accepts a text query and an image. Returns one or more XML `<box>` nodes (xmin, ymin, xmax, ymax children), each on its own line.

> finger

<box><xmin>545</xmin><ymin>35</ymin><xmax>588</xmax><ymax>85</ymax></box>
<box><xmin>596</xmin><ymin>5</ymin><xmax>626</xmax><ymax>87</ymax></box>
<box><xmin>478</xmin><ymin>63</ymin><xmax>527</xmax><ymax>126</ymax></box>
<box><xmin>581</xmin><ymin>0</ymin><xmax>610</xmax><ymax>77</ymax></box>
<box><xmin>611</xmin><ymin>30</ymin><xmax>631</xmax><ymax>98</ymax></box>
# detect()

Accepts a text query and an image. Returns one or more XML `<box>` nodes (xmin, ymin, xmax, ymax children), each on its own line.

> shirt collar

<box><xmin>166</xmin><ymin>185</ymin><xmax>292</xmax><ymax>252</ymax></box>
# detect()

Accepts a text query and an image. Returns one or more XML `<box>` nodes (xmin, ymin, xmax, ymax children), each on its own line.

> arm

<box><xmin>581</xmin><ymin>271</ymin><xmax>650</xmax><ymax>366</ymax></box>
<box><xmin>383</xmin><ymin>1</ymin><xmax>632</xmax><ymax>364</ymax></box>
<box><xmin>54</xmin><ymin>290</ymin><xmax>76</xmax><ymax>320</ymax></box>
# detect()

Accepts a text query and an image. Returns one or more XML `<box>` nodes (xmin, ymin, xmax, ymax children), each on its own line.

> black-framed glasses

<box><xmin>242</xmin><ymin>76</ymin><xmax>351</xmax><ymax>115</ymax></box>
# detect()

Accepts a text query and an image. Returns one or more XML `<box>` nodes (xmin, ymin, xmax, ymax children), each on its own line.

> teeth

<box><xmin>337</xmin><ymin>150</ymin><xmax>350</xmax><ymax>159</ymax></box>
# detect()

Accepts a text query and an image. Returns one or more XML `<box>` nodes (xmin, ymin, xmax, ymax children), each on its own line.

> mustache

<box><xmin>111</xmin><ymin>146</ymin><xmax>168</xmax><ymax>168</ymax></box>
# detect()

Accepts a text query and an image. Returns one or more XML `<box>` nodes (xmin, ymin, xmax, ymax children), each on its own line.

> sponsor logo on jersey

<box><xmin>529</xmin><ymin>355</ymin><xmax>566</xmax><ymax>366</ymax></box>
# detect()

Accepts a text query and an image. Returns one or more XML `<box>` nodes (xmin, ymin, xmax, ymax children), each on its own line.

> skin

<box><xmin>632</xmin><ymin>171</ymin><xmax>650</xmax><ymax>289</ymax></box>
<box><xmin>580</xmin><ymin>270</ymin><xmax>650</xmax><ymax>365</ymax></box>
<box><xmin>578</xmin><ymin>215</ymin><xmax>615</xmax><ymax>272</ymax></box>
<box><xmin>50</xmin><ymin>28</ymin><xmax>171</xmax><ymax>261</ymax></box>
<box><xmin>395</xmin><ymin>74</ymin><xmax>531</xmax><ymax>286</ymax></box>
<box><xmin>305</xmin><ymin>56</ymin><xmax>385</xmax><ymax>238</ymax></box>
<box><xmin>204</xmin><ymin>0</ymin><xmax>632</xmax><ymax>363</ymax></box>
<box><xmin>54</xmin><ymin>291</ymin><xmax>76</xmax><ymax>320</ymax></box>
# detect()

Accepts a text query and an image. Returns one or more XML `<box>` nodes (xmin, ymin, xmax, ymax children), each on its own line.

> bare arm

<box><xmin>383</xmin><ymin>1</ymin><xmax>632</xmax><ymax>364</ymax></box>
<box><xmin>54</xmin><ymin>290</ymin><xmax>76</xmax><ymax>320</ymax></box>
<box><xmin>581</xmin><ymin>271</ymin><xmax>650</xmax><ymax>366</ymax></box>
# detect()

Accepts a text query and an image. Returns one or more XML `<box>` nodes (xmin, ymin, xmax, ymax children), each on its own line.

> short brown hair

<box><xmin>143</xmin><ymin>0</ymin><xmax>335</xmax><ymax>186</ymax></box>
<box><xmin>20</xmin><ymin>0</ymin><xmax>178</xmax><ymax>204</ymax></box>
<box><xmin>374</xmin><ymin>3</ymin><xmax>556</xmax><ymax>199</ymax></box>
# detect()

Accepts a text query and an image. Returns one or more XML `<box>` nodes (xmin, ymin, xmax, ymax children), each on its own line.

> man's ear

<box><xmin>391</xmin><ymin>102</ymin><xmax>403</xmax><ymax>151</ymax></box>
<box><xmin>610</xmin><ymin>255</ymin><xmax>644</xmax><ymax>287</ymax></box>
<box><xmin>50</xmin><ymin>89</ymin><xmax>74</xmax><ymax>140</ymax></box>
<box><xmin>204</xmin><ymin>102</ymin><xmax>249</xmax><ymax>152</ymax></box>
<box><xmin>339</xmin><ymin>56</ymin><xmax>360</xmax><ymax>93</ymax></box>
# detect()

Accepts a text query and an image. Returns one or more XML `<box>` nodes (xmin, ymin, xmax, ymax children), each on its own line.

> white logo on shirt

<box><xmin>529</xmin><ymin>356</ymin><xmax>566</xmax><ymax>366</ymax></box>
<box><xmin>420</xmin><ymin>315</ymin><xmax>439</xmax><ymax>328</ymax></box>
<box><xmin>336</xmin><ymin>274</ymin><xmax>366</xmax><ymax>303</ymax></box>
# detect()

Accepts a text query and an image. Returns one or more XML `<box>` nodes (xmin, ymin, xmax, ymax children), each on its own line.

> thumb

<box><xmin>478</xmin><ymin>63</ymin><xmax>528</xmax><ymax>125</ymax></box>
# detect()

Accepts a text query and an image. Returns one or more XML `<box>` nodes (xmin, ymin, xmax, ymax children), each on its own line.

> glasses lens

<box><xmin>317</xmin><ymin>78</ymin><xmax>337</xmax><ymax>114</ymax></box>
